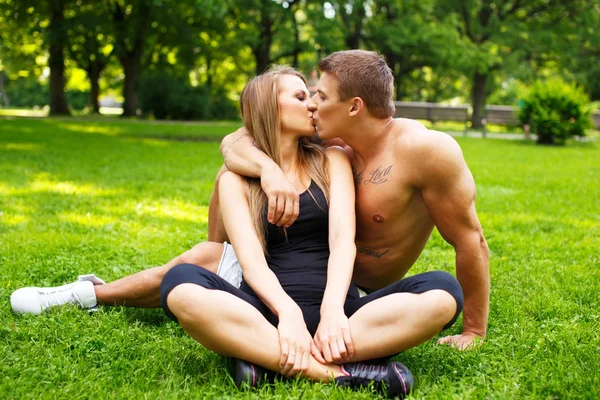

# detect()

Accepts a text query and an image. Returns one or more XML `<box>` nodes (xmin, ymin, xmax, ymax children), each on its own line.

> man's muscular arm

<box><xmin>220</xmin><ymin>128</ymin><xmax>299</xmax><ymax>227</ymax></box>
<box><xmin>414</xmin><ymin>131</ymin><xmax>490</xmax><ymax>350</ymax></box>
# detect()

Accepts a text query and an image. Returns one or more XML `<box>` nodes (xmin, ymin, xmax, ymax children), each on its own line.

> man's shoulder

<box><xmin>391</xmin><ymin>119</ymin><xmax>461</xmax><ymax>159</ymax></box>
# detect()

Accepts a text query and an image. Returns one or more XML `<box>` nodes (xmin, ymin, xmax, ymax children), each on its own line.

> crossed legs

<box><xmin>163</xmin><ymin>264</ymin><xmax>462</xmax><ymax>378</ymax></box>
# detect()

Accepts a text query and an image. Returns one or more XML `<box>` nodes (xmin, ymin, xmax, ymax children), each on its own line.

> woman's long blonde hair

<box><xmin>240</xmin><ymin>66</ymin><xmax>329</xmax><ymax>253</ymax></box>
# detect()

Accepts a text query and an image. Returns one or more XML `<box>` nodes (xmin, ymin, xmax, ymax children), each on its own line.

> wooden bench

<box><xmin>393</xmin><ymin>102</ymin><xmax>600</xmax><ymax>136</ymax></box>
<box><xmin>393</xmin><ymin>102</ymin><xmax>470</xmax><ymax>132</ymax></box>
<box><xmin>592</xmin><ymin>111</ymin><xmax>600</xmax><ymax>130</ymax></box>
<box><xmin>482</xmin><ymin>105</ymin><xmax>521</xmax><ymax>137</ymax></box>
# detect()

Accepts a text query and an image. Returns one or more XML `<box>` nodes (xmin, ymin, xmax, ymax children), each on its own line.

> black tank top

<box><xmin>240</xmin><ymin>180</ymin><xmax>332</xmax><ymax>307</ymax></box>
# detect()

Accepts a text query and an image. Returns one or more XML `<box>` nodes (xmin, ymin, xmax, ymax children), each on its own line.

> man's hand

<box><xmin>437</xmin><ymin>331</ymin><xmax>484</xmax><ymax>351</ymax></box>
<box><xmin>313</xmin><ymin>310</ymin><xmax>354</xmax><ymax>363</ymax></box>
<box><xmin>277</xmin><ymin>308</ymin><xmax>313</xmax><ymax>377</ymax></box>
<box><xmin>261</xmin><ymin>166</ymin><xmax>299</xmax><ymax>228</ymax></box>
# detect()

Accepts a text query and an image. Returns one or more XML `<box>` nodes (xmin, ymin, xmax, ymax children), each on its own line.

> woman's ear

<box><xmin>349</xmin><ymin>97</ymin><xmax>364</xmax><ymax>116</ymax></box>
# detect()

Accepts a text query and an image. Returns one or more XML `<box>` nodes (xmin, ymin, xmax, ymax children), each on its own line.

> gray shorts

<box><xmin>216</xmin><ymin>242</ymin><xmax>368</xmax><ymax>297</ymax></box>
<box><xmin>216</xmin><ymin>242</ymin><xmax>243</xmax><ymax>288</ymax></box>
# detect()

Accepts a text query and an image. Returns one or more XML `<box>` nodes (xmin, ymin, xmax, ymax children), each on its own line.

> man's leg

<box><xmin>11</xmin><ymin>166</ymin><xmax>232</xmax><ymax>314</ymax></box>
<box><xmin>345</xmin><ymin>271</ymin><xmax>464</xmax><ymax>361</ymax></box>
<box><xmin>208</xmin><ymin>165</ymin><xmax>229</xmax><ymax>243</ymax></box>
<box><xmin>95</xmin><ymin>242</ymin><xmax>223</xmax><ymax>307</ymax></box>
<box><xmin>98</xmin><ymin>164</ymin><xmax>230</xmax><ymax>307</ymax></box>
<box><xmin>10</xmin><ymin>241</ymin><xmax>225</xmax><ymax>314</ymax></box>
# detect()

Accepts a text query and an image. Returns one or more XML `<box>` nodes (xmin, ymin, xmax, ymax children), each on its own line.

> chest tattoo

<box><xmin>353</xmin><ymin>164</ymin><xmax>393</xmax><ymax>186</ymax></box>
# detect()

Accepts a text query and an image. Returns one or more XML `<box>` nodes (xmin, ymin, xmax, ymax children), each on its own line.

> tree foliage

<box><xmin>0</xmin><ymin>0</ymin><xmax>597</xmax><ymax>122</ymax></box>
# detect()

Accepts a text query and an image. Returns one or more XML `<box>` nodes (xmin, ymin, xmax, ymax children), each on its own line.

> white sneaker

<box><xmin>10</xmin><ymin>274</ymin><xmax>106</xmax><ymax>315</ymax></box>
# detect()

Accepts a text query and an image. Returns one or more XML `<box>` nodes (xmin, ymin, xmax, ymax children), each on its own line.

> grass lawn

<box><xmin>1</xmin><ymin>117</ymin><xmax>599</xmax><ymax>399</ymax></box>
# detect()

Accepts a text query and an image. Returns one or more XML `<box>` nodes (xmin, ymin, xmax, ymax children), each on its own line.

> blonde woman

<box><xmin>160</xmin><ymin>67</ymin><xmax>418</xmax><ymax>398</ymax></box>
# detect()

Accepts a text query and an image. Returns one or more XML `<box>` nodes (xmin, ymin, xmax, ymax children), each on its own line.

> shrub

<box><xmin>5</xmin><ymin>77</ymin><xmax>49</xmax><ymax>108</ymax></box>
<box><xmin>66</xmin><ymin>90</ymin><xmax>90</xmax><ymax>110</ymax></box>
<box><xmin>518</xmin><ymin>79</ymin><xmax>592</xmax><ymax>145</ymax></box>
<box><xmin>138</xmin><ymin>71</ymin><xmax>238</xmax><ymax>121</ymax></box>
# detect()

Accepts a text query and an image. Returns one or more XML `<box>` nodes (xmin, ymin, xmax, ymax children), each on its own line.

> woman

<box><xmin>160</xmin><ymin>67</ymin><xmax>460</xmax><ymax>398</ymax></box>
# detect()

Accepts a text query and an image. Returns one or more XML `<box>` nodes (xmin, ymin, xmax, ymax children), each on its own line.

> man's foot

<box><xmin>233</xmin><ymin>358</ymin><xmax>276</xmax><ymax>388</ymax></box>
<box><xmin>10</xmin><ymin>274</ymin><xmax>105</xmax><ymax>315</ymax></box>
<box><xmin>335</xmin><ymin>361</ymin><xmax>414</xmax><ymax>398</ymax></box>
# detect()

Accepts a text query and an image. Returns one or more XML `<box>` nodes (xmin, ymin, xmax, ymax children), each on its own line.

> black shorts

<box><xmin>161</xmin><ymin>264</ymin><xmax>463</xmax><ymax>335</ymax></box>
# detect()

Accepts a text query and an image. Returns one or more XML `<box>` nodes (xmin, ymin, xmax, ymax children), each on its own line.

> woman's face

<box><xmin>278</xmin><ymin>74</ymin><xmax>315</xmax><ymax>137</ymax></box>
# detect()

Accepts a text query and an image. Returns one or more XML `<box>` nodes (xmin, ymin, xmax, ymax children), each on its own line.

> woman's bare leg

<box><xmin>348</xmin><ymin>290</ymin><xmax>457</xmax><ymax>361</ymax></box>
<box><xmin>95</xmin><ymin>242</ymin><xmax>224</xmax><ymax>307</ymax></box>
<box><xmin>167</xmin><ymin>283</ymin><xmax>343</xmax><ymax>381</ymax></box>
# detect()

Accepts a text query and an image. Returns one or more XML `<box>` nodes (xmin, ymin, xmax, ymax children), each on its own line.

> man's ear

<box><xmin>348</xmin><ymin>97</ymin><xmax>364</xmax><ymax>116</ymax></box>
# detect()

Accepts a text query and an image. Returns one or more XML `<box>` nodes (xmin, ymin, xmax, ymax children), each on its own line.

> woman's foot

<box><xmin>233</xmin><ymin>359</ymin><xmax>277</xmax><ymax>388</ymax></box>
<box><xmin>334</xmin><ymin>361</ymin><xmax>414</xmax><ymax>398</ymax></box>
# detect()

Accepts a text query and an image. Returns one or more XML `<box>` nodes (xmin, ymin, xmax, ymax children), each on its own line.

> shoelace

<box><xmin>349</xmin><ymin>363</ymin><xmax>388</xmax><ymax>387</ymax></box>
<box><xmin>40</xmin><ymin>287</ymin><xmax>78</xmax><ymax>309</ymax></box>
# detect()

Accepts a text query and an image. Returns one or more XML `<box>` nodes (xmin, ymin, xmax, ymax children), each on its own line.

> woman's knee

<box><xmin>160</xmin><ymin>263</ymin><xmax>218</xmax><ymax>319</ymax></box>
<box><xmin>424</xmin><ymin>271</ymin><xmax>464</xmax><ymax>313</ymax></box>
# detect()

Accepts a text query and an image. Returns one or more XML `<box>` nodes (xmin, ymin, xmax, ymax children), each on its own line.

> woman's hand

<box><xmin>313</xmin><ymin>309</ymin><xmax>354</xmax><ymax>363</ymax></box>
<box><xmin>277</xmin><ymin>307</ymin><xmax>313</xmax><ymax>377</ymax></box>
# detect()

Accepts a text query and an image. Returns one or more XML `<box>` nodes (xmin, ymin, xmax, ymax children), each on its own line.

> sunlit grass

<box><xmin>1</xmin><ymin>116</ymin><xmax>599</xmax><ymax>399</ymax></box>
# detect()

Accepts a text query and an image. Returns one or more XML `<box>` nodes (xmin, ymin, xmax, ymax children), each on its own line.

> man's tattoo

<box><xmin>357</xmin><ymin>245</ymin><xmax>390</xmax><ymax>259</ymax></box>
<box><xmin>353</xmin><ymin>164</ymin><xmax>393</xmax><ymax>185</ymax></box>
<box><xmin>222</xmin><ymin>133</ymin><xmax>249</xmax><ymax>160</ymax></box>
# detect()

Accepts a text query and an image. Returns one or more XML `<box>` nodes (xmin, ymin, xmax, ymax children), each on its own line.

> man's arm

<box><xmin>220</xmin><ymin>128</ymin><xmax>299</xmax><ymax>227</ymax></box>
<box><xmin>415</xmin><ymin>132</ymin><xmax>490</xmax><ymax>350</ymax></box>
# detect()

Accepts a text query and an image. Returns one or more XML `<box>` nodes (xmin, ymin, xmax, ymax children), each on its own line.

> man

<box><xmin>12</xmin><ymin>50</ymin><xmax>488</xmax><ymax>352</ymax></box>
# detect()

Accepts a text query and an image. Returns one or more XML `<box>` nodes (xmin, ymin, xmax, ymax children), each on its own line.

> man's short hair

<box><xmin>318</xmin><ymin>50</ymin><xmax>395</xmax><ymax>119</ymax></box>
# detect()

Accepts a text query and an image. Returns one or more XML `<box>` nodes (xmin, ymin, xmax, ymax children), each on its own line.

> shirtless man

<box><xmin>219</xmin><ymin>50</ymin><xmax>490</xmax><ymax>351</ymax></box>
<box><xmin>11</xmin><ymin>50</ymin><xmax>488</xmax><ymax>352</ymax></box>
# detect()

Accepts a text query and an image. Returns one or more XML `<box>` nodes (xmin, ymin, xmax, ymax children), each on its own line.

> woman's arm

<box><xmin>218</xmin><ymin>171</ymin><xmax>313</xmax><ymax>376</ymax></box>
<box><xmin>313</xmin><ymin>147</ymin><xmax>357</xmax><ymax>363</ymax></box>
<box><xmin>218</xmin><ymin>171</ymin><xmax>297</xmax><ymax>316</ymax></box>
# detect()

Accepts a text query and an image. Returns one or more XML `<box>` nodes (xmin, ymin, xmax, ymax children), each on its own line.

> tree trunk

<box><xmin>254</xmin><ymin>45</ymin><xmax>271</xmax><ymax>75</ymax></box>
<box><xmin>87</xmin><ymin>65</ymin><xmax>101</xmax><ymax>113</ymax></box>
<box><xmin>121</xmin><ymin>57</ymin><xmax>141</xmax><ymax>116</ymax></box>
<box><xmin>471</xmin><ymin>71</ymin><xmax>488</xmax><ymax>129</ymax></box>
<box><xmin>111</xmin><ymin>1</ymin><xmax>151</xmax><ymax>117</ymax></box>
<box><xmin>292</xmin><ymin>8</ymin><xmax>300</xmax><ymax>67</ymax></box>
<box><xmin>0</xmin><ymin>71</ymin><xmax>9</xmax><ymax>107</ymax></box>
<box><xmin>48</xmin><ymin>0</ymin><xmax>70</xmax><ymax>115</ymax></box>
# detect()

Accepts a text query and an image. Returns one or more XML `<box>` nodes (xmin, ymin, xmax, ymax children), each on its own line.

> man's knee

<box><xmin>180</xmin><ymin>242</ymin><xmax>224</xmax><ymax>272</ymax></box>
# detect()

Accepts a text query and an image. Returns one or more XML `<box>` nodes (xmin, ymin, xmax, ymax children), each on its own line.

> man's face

<box><xmin>308</xmin><ymin>72</ymin><xmax>349</xmax><ymax>140</ymax></box>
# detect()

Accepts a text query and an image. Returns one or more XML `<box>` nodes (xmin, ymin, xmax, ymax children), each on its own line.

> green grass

<box><xmin>1</xmin><ymin>117</ymin><xmax>599</xmax><ymax>399</ymax></box>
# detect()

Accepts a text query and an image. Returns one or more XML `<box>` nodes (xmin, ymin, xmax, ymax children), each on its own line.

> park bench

<box><xmin>393</xmin><ymin>102</ymin><xmax>600</xmax><ymax>137</ymax></box>
<box><xmin>393</xmin><ymin>101</ymin><xmax>470</xmax><ymax>132</ymax></box>
<box><xmin>481</xmin><ymin>105</ymin><xmax>521</xmax><ymax>137</ymax></box>
<box><xmin>592</xmin><ymin>111</ymin><xmax>600</xmax><ymax>130</ymax></box>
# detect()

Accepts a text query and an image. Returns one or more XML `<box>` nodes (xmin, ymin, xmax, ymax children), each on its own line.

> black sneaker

<box><xmin>233</xmin><ymin>358</ymin><xmax>275</xmax><ymax>388</ymax></box>
<box><xmin>334</xmin><ymin>361</ymin><xmax>414</xmax><ymax>398</ymax></box>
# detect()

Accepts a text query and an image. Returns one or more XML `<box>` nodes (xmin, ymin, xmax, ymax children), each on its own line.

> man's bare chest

<box><xmin>351</xmin><ymin>160</ymin><xmax>415</xmax><ymax>229</ymax></box>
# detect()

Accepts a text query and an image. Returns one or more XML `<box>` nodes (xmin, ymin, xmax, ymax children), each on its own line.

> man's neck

<box><xmin>343</xmin><ymin>117</ymin><xmax>395</xmax><ymax>162</ymax></box>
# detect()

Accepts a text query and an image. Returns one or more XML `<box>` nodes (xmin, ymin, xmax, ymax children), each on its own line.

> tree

<box><xmin>108</xmin><ymin>0</ymin><xmax>153</xmax><ymax>116</ymax></box>
<box><xmin>1</xmin><ymin>0</ymin><xmax>72</xmax><ymax>114</ymax></box>
<box><xmin>67</xmin><ymin>4</ymin><xmax>115</xmax><ymax>113</ymax></box>
<box><xmin>366</xmin><ymin>0</ymin><xmax>464</xmax><ymax>101</ymax></box>
<box><xmin>436</xmin><ymin>0</ymin><xmax>583</xmax><ymax>128</ymax></box>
